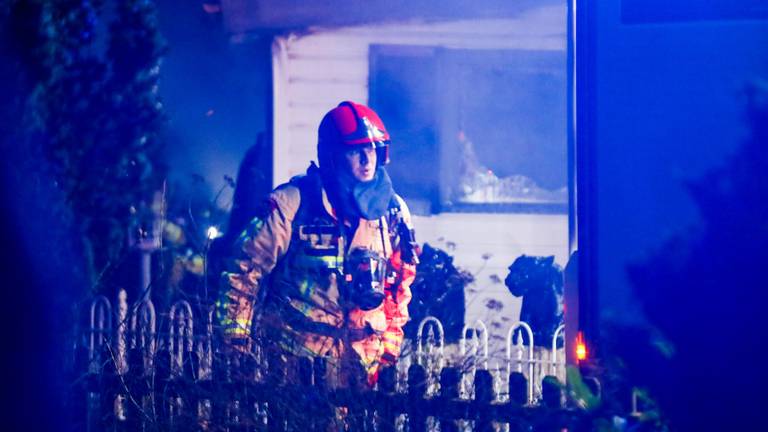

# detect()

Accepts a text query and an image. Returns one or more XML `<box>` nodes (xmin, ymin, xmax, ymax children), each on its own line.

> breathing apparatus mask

<box><xmin>342</xmin><ymin>247</ymin><xmax>391</xmax><ymax>311</ymax></box>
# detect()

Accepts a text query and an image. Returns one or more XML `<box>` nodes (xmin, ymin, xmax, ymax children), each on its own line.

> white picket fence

<box><xmin>85</xmin><ymin>290</ymin><xmax>566</xmax><ymax>402</ymax></box>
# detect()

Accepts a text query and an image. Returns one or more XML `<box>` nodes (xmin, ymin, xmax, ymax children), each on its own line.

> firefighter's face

<box><xmin>344</xmin><ymin>144</ymin><xmax>377</xmax><ymax>182</ymax></box>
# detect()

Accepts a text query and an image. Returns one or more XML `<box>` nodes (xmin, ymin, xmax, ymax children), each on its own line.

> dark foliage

<box><xmin>504</xmin><ymin>254</ymin><xmax>564</xmax><ymax>346</ymax></box>
<box><xmin>404</xmin><ymin>243</ymin><xmax>472</xmax><ymax>342</ymax></box>
<box><xmin>7</xmin><ymin>0</ymin><xmax>168</xmax><ymax>294</ymax></box>
<box><xmin>623</xmin><ymin>80</ymin><xmax>768</xmax><ymax>431</ymax></box>
<box><xmin>1</xmin><ymin>1</ymin><xmax>167</xmax><ymax>428</ymax></box>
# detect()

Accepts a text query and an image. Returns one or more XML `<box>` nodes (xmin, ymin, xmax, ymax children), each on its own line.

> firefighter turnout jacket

<box><xmin>216</xmin><ymin>166</ymin><xmax>416</xmax><ymax>385</ymax></box>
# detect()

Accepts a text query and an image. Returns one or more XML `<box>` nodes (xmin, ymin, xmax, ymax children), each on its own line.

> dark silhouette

<box><xmin>622</xmin><ymin>81</ymin><xmax>768</xmax><ymax>431</ymax></box>
<box><xmin>206</xmin><ymin>132</ymin><xmax>272</xmax><ymax>301</ymax></box>
<box><xmin>405</xmin><ymin>243</ymin><xmax>471</xmax><ymax>343</ymax></box>
<box><xmin>227</xmin><ymin>132</ymin><xmax>274</xmax><ymax>239</ymax></box>
<box><xmin>504</xmin><ymin>255</ymin><xmax>564</xmax><ymax>346</ymax></box>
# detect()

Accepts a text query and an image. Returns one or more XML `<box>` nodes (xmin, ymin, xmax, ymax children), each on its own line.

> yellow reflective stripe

<box><xmin>224</xmin><ymin>326</ymin><xmax>250</xmax><ymax>336</ymax></box>
<box><xmin>292</xmin><ymin>254</ymin><xmax>342</xmax><ymax>269</ymax></box>
<box><xmin>216</xmin><ymin>300</ymin><xmax>252</xmax><ymax>336</ymax></box>
<box><xmin>222</xmin><ymin>318</ymin><xmax>251</xmax><ymax>336</ymax></box>
<box><xmin>382</xmin><ymin>332</ymin><xmax>400</xmax><ymax>341</ymax></box>
<box><xmin>238</xmin><ymin>218</ymin><xmax>265</xmax><ymax>242</ymax></box>
<box><xmin>383</xmin><ymin>341</ymin><xmax>400</xmax><ymax>352</ymax></box>
<box><xmin>298</xmin><ymin>279</ymin><xmax>311</xmax><ymax>297</ymax></box>
<box><xmin>218</xmin><ymin>315</ymin><xmax>250</xmax><ymax>327</ymax></box>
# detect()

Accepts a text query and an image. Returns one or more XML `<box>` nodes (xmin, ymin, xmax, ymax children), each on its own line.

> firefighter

<box><xmin>216</xmin><ymin>101</ymin><xmax>417</xmax><ymax>387</ymax></box>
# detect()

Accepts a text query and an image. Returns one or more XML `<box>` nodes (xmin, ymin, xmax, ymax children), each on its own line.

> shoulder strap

<box><xmin>289</xmin><ymin>171</ymin><xmax>324</xmax><ymax>224</ymax></box>
<box><xmin>386</xmin><ymin>195</ymin><xmax>419</xmax><ymax>265</ymax></box>
<box><xmin>386</xmin><ymin>195</ymin><xmax>403</xmax><ymax>227</ymax></box>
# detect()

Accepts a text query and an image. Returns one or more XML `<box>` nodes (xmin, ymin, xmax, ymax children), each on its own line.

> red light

<box><xmin>576</xmin><ymin>331</ymin><xmax>588</xmax><ymax>362</ymax></box>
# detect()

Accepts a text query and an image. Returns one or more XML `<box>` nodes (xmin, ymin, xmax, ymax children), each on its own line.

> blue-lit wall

<box><xmin>587</xmin><ymin>1</ymin><xmax>768</xmax><ymax>323</ymax></box>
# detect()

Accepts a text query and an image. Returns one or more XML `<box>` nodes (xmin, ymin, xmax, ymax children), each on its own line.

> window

<box><xmin>370</xmin><ymin>45</ymin><xmax>567</xmax><ymax>214</ymax></box>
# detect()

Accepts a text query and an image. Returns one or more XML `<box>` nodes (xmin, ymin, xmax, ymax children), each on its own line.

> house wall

<box><xmin>270</xmin><ymin>4</ymin><xmax>569</xmax><ymax>354</ymax></box>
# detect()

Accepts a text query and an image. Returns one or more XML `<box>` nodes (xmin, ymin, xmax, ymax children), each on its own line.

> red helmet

<box><xmin>317</xmin><ymin>101</ymin><xmax>391</xmax><ymax>170</ymax></box>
